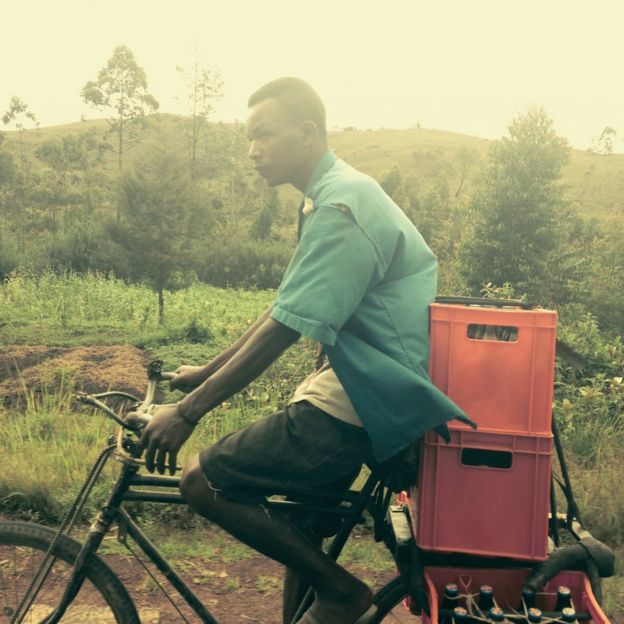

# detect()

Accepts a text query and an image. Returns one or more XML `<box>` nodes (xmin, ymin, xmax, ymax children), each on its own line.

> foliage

<box><xmin>197</xmin><ymin>228</ymin><xmax>292</xmax><ymax>289</ymax></box>
<box><xmin>81</xmin><ymin>45</ymin><xmax>159</xmax><ymax>173</ymax></box>
<box><xmin>574</xmin><ymin>219</ymin><xmax>624</xmax><ymax>333</ymax></box>
<box><xmin>108</xmin><ymin>144</ymin><xmax>211</xmax><ymax>322</ymax></box>
<box><xmin>176</xmin><ymin>59</ymin><xmax>224</xmax><ymax>178</ymax></box>
<box><xmin>379</xmin><ymin>163</ymin><xmax>402</xmax><ymax>200</ymax></box>
<box><xmin>455</xmin><ymin>108</ymin><xmax>571</xmax><ymax>302</ymax></box>
<box><xmin>249</xmin><ymin>188</ymin><xmax>280</xmax><ymax>240</ymax></box>
<box><xmin>591</xmin><ymin>126</ymin><xmax>617</xmax><ymax>155</ymax></box>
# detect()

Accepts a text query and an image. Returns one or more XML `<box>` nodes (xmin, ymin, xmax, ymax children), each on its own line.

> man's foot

<box><xmin>298</xmin><ymin>580</ymin><xmax>374</xmax><ymax>624</ymax></box>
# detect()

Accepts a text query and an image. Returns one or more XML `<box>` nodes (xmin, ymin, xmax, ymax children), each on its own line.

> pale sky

<box><xmin>2</xmin><ymin>0</ymin><xmax>623</xmax><ymax>151</ymax></box>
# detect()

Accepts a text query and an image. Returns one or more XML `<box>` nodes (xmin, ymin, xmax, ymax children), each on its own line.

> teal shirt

<box><xmin>271</xmin><ymin>151</ymin><xmax>466</xmax><ymax>461</ymax></box>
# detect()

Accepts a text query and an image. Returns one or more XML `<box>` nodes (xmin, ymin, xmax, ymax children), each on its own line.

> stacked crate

<box><xmin>408</xmin><ymin>302</ymin><xmax>558</xmax><ymax>561</ymax></box>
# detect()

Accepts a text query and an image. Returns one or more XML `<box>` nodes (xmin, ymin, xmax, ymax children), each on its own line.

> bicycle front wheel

<box><xmin>0</xmin><ymin>521</ymin><xmax>139</xmax><ymax>624</ymax></box>
<box><xmin>372</xmin><ymin>576</ymin><xmax>421</xmax><ymax>622</ymax></box>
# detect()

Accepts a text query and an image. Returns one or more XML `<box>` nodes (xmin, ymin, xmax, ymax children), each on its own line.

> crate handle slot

<box><xmin>461</xmin><ymin>447</ymin><xmax>513</xmax><ymax>469</ymax></box>
<box><xmin>467</xmin><ymin>324</ymin><xmax>518</xmax><ymax>342</ymax></box>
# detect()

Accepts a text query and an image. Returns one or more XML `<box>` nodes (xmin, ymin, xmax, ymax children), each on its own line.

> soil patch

<box><xmin>0</xmin><ymin>345</ymin><xmax>153</xmax><ymax>405</ymax></box>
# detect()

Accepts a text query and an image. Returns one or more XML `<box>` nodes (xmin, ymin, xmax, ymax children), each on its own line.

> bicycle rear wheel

<box><xmin>373</xmin><ymin>576</ymin><xmax>420</xmax><ymax>622</ymax></box>
<box><xmin>0</xmin><ymin>521</ymin><xmax>139</xmax><ymax>624</ymax></box>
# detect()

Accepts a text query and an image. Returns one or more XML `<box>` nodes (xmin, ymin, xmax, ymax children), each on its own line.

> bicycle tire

<box><xmin>372</xmin><ymin>576</ymin><xmax>420</xmax><ymax>622</ymax></box>
<box><xmin>0</xmin><ymin>521</ymin><xmax>140</xmax><ymax>624</ymax></box>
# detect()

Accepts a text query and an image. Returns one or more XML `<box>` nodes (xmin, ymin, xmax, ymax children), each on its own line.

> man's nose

<box><xmin>248</xmin><ymin>140</ymin><xmax>260</xmax><ymax>160</ymax></box>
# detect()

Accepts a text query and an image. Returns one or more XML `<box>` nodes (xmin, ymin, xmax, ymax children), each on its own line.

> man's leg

<box><xmin>180</xmin><ymin>455</ymin><xmax>373</xmax><ymax>624</ymax></box>
<box><xmin>282</xmin><ymin>537</ymin><xmax>319</xmax><ymax>624</ymax></box>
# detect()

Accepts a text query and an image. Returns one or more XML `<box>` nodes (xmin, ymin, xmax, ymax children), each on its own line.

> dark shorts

<box><xmin>199</xmin><ymin>401</ymin><xmax>375</xmax><ymax>535</ymax></box>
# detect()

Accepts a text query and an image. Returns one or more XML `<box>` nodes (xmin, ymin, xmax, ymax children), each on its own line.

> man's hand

<box><xmin>170</xmin><ymin>365</ymin><xmax>207</xmax><ymax>393</ymax></box>
<box><xmin>139</xmin><ymin>404</ymin><xmax>196</xmax><ymax>475</ymax></box>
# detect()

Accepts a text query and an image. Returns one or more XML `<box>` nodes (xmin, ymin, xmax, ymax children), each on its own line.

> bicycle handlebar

<box><xmin>75</xmin><ymin>363</ymin><xmax>177</xmax><ymax>432</ymax></box>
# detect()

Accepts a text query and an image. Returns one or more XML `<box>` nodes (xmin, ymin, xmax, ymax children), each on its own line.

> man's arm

<box><xmin>171</xmin><ymin>306</ymin><xmax>273</xmax><ymax>391</ymax></box>
<box><xmin>140</xmin><ymin>317</ymin><xmax>300</xmax><ymax>474</ymax></box>
<box><xmin>178</xmin><ymin>318</ymin><xmax>300</xmax><ymax>423</ymax></box>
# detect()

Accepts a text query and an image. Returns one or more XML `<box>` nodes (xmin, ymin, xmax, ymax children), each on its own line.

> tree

<box><xmin>591</xmin><ymin>126</ymin><xmax>617</xmax><ymax>154</ymax></box>
<box><xmin>35</xmin><ymin>131</ymin><xmax>108</xmax><ymax>218</ymax></box>
<box><xmin>176</xmin><ymin>60</ymin><xmax>223</xmax><ymax>178</ymax></box>
<box><xmin>108</xmin><ymin>144</ymin><xmax>208</xmax><ymax>323</ymax></box>
<box><xmin>81</xmin><ymin>46</ymin><xmax>159</xmax><ymax>177</ymax></box>
<box><xmin>455</xmin><ymin>108</ymin><xmax>571</xmax><ymax>300</ymax></box>
<box><xmin>380</xmin><ymin>164</ymin><xmax>403</xmax><ymax>201</ymax></box>
<box><xmin>250</xmin><ymin>188</ymin><xmax>281</xmax><ymax>240</ymax></box>
<box><xmin>2</xmin><ymin>96</ymin><xmax>38</xmax><ymax>169</ymax></box>
<box><xmin>454</xmin><ymin>147</ymin><xmax>480</xmax><ymax>198</ymax></box>
<box><xmin>0</xmin><ymin>136</ymin><xmax>16</xmax><ymax>231</ymax></box>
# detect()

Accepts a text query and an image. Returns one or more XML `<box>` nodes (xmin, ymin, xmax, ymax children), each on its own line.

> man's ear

<box><xmin>299</xmin><ymin>120</ymin><xmax>319</xmax><ymax>147</ymax></box>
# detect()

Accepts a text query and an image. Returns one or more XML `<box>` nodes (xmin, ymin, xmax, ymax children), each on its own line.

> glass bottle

<box><xmin>440</xmin><ymin>584</ymin><xmax>461</xmax><ymax>624</ymax></box>
<box><xmin>478</xmin><ymin>584</ymin><xmax>495</xmax><ymax>612</ymax></box>
<box><xmin>554</xmin><ymin>586</ymin><xmax>573</xmax><ymax>611</ymax></box>
<box><xmin>517</xmin><ymin>586</ymin><xmax>536</xmax><ymax>610</ymax></box>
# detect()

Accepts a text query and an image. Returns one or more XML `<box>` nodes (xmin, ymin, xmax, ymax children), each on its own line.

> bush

<box><xmin>197</xmin><ymin>233</ymin><xmax>293</xmax><ymax>289</ymax></box>
<box><xmin>0</xmin><ymin>233</ymin><xmax>19</xmax><ymax>278</ymax></box>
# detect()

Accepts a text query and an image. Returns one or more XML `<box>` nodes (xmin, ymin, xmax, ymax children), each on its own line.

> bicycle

<box><xmin>0</xmin><ymin>359</ymin><xmax>611</xmax><ymax>623</ymax></box>
<box><xmin>0</xmin><ymin>360</ymin><xmax>423</xmax><ymax>624</ymax></box>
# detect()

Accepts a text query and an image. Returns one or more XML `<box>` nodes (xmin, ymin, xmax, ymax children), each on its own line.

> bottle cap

<box><xmin>528</xmin><ymin>607</ymin><xmax>543</xmax><ymax>623</ymax></box>
<box><xmin>561</xmin><ymin>607</ymin><xmax>577</xmax><ymax>622</ymax></box>
<box><xmin>488</xmin><ymin>606</ymin><xmax>504</xmax><ymax>622</ymax></box>
<box><xmin>557</xmin><ymin>585</ymin><xmax>572</xmax><ymax>596</ymax></box>
<box><xmin>480</xmin><ymin>584</ymin><xmax>494</xmax><ymax>595</ymax></box>
<box><xmin>445</xmin><ymin>583</ymin><xmax>460</xmax><ymax>597</ymax></box>
<box><xmin>453</xmin><ymin>607</ymin><xmax>469</xmax><ymax>621</ymax></box>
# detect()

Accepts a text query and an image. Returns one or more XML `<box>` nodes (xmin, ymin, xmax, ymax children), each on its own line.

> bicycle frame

<box><xmin>28</xmin><ymin>436</ymin><xmax>386</xmax><ymax>624</ymax></box>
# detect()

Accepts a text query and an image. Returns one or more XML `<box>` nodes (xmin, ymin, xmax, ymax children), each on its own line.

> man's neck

<box><xmin>291</xmin><ymin>144</ymin><xmax>328</xmax><ymax>193</ymax></box>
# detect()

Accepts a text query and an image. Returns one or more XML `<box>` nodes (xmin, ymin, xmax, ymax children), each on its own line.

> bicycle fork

<box><xmin>16</xmin><ymin>463</ymin><xmax>140</xmax><ymax>624</ymax></box>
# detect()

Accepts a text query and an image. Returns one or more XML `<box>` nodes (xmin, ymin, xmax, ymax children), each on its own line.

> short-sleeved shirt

<box><xmin>271</xmin><ymin>151</ymin><xmax>466</xmax><ymax>461</ymax></box>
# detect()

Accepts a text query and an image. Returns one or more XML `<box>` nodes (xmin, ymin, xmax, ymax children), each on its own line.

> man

<box><xmin>140</xmin><ymin>77</ymin><xmax>466</xmax><ymax>624</ymax></box>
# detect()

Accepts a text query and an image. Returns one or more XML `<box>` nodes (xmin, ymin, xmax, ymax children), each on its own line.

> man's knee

<box><xmin>180</xmin><ymin>454</ymin><xmax>215</xmax><ymax>510</ymax></box>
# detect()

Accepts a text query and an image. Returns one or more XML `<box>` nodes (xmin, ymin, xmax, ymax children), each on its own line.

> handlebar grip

<box><xmin>125</xmin><ymin>410</ymin><xmax>152</xmax><ymax>429</ymax></box>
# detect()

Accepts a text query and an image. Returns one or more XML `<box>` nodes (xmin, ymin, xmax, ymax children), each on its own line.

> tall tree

<box><xmin>591</xmin><ymin>126</ymin><xmax>617</xmax><ymax>154</ymax></box>
<box><xmin>456</xmin><ymin>107</ymin><xmax>571</xmax><ymax>300</ymax></box>
<box><xmin>0</xmin><ymin>134</ymin><xmax>16</xmax><ymax>231</ymax></box>
<box><xmin>81</xmin><ymin>46</ymin><xmax>159</xmax><ymax>215</ymax></box>
<box><xmin>176</xmin><ymin>60</ymin><xmax>223</xmax><ymax>178</ymax></box>
<box><xmin>2</xmin><ymin>97</ymin><xmax>38</xmax><ymax>249</ymax></box>
<box><xmin>2</xmin><ymin>96</ymin><xmax>38</xmax><ymax>169</ymax></box>
<box><xmin>108</xmin><ymin>144</ymin><xmax>209</xmax><ymax>323</ymax></box>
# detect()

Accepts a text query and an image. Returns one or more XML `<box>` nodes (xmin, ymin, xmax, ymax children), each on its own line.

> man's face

<box><xmin>246</xmin><ymin>97</ymin><xmax>309</xmax><ymax>187</ymax></box>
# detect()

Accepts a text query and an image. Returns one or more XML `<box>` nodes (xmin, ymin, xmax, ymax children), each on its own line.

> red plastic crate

<box><xmin>422</xmin><ymin>567</ymin><xmax>610</xmax><ymax>623</ymax></box>
<box><xmin>413</xmin><ymin>429</ymin><xmax>552</xmax><ymax>560</ymax></box>
<box><xmin>429</xmin><ymin>303</ymin><xmax>557</xmax><ymax>435</ymax></box>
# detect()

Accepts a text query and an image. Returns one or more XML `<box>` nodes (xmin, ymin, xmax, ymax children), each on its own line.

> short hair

<box><xmin>248</xmin><ymin>77</ymin><xmax>327</xmax><ymax>140</ymax></box>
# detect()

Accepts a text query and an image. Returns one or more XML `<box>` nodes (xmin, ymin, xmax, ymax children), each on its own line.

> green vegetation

<box><xmin>1</xmin><ymin>273</ymin><xmax>623</xmax><ymax>615</ymax></box>
<box><xmin>1</xmin><ymin>93</ymin><xmax>623</xmax><ymax>615</ymax></box>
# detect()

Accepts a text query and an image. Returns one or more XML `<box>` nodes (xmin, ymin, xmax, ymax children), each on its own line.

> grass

<box><xmin>1</xmin><ymin>272</ymin><xmax>623</xmax><ymax>616</ymax></box>
<box><xmin>0</xmin><ymin>271</ymin><xmax>275</xmax><ymax>348</ymax></box>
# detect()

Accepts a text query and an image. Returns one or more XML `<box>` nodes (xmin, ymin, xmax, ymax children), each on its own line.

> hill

<box><xmin>7</xmin><ymin>116</ymin><xmax>624</xmax><ymax>221</ymax></box>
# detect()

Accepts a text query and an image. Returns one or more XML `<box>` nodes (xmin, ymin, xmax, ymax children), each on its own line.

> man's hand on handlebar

<box><xmin>169</xmin><ymin>365</ymin><xmax>208</xmax><ymax>393</ymax></box>
<box><xmin>139</xmin><ymin>404</ymin><xmax>196</xmax><ymax>475</ymax></box>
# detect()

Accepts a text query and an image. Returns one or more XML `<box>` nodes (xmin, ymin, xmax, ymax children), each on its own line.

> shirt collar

<box><xmin>304</xmin><ymin>150</ymin><xmax>337</xmax><ymax>198</ymax></box>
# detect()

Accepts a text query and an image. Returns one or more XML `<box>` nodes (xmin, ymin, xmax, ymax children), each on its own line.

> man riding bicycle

<box><xmin>140</xmin><ymin>77</ymin><xmax>466</xmax><ymax>624</ymax></box>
